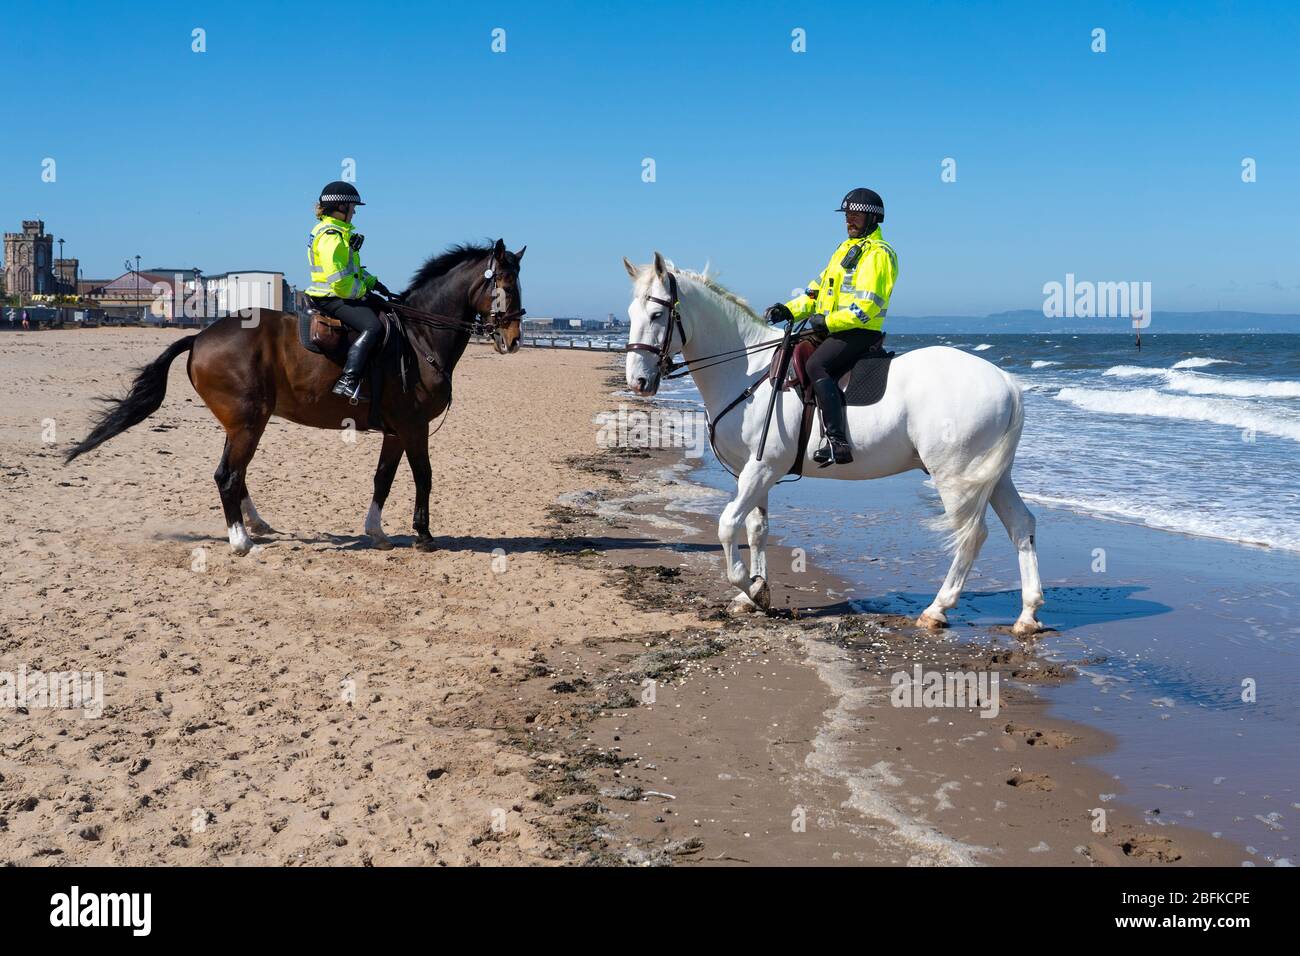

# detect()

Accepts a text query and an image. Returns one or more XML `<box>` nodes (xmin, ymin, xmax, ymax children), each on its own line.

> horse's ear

<box><xmin>623</xmin><ymin>257</ymin><xmax>638</xmax><ymax>279</ymax></box>
<box><xmin>653</xmin><ymin>252</ymin><xmax>666</xmax><ymax>277</ymax></box>
<box><xmin>513</xmin><ymin>245</ymin><xmax>526</xmax><ymax>261</ymax></box>
<box><xmin>493</xmin><ymin>238</ymin><xmax>506</xmax><ymax>260</ymax></box>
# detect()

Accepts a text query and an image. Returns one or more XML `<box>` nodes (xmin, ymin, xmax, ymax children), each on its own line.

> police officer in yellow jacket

<box><xmin>305</xmin><ymin>181</ymin><xmax>396</xmax><ymax>400</ymax></box>
<box><xmin>766</xmin><ymin>187</ymin><xmax>898</xmax><ymax>465</ymax></box>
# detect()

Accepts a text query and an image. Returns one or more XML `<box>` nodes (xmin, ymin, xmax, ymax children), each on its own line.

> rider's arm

<box><xmin>825</xmin><ymin>245</ymin><xmax>896</xmax><ymax>333</ymax></box>
<box><xmin>359</xmin><ymin>264</ymin><xmax>378</xmax><ymax>294</ymax></box>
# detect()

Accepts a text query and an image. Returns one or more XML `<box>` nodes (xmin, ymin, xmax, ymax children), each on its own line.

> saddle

<box><xmin>765</xmin><ymin>336</ymin><xmax>895</xmax><ymax>476</ymax></box>
<box><xmin>297</xmin><ymin>305</ymin><xmax>408</xmax><ymax>432</ymax></box>
<box><xmin>767</xmin><ymin>337</ymin><xmax>895</xmax><ymax>406</ymax></box>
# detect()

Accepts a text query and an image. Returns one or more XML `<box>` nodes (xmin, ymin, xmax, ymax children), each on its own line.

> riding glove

<box><xmin>765</xmin><ymin>303</ymin><xmax>793</xmax><ymax>325</ymax></box>
<box><xmin>809</xmin><ymin>313</ymin><xmax>829</xmax><ymax>336</ymax></box>
<box><xmin>373</xmin><ymin>280</ymin><xmax>394</xmax><ymax>299</ymax></box>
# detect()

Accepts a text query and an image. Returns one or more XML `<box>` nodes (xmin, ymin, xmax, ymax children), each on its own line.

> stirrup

<box><xmin>332</xmin><ymin>376</ymin><xmax>367</xmax><ymax>403</ymax></box>
<box><xmin>815</xmin><ymin>439</ymin><xmax>852</xmax><ymax>467</ymax></box>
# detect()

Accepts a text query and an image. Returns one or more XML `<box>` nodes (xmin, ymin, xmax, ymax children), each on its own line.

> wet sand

<box><xmin>551</xmin><ymin>445</ymin><xmax>1242</xmax><ymax>866</ymax></box>
<box><xmin>0</xmin><ymin>328</ymin><xmax>1243</xmax><ymax>865</ymax></box>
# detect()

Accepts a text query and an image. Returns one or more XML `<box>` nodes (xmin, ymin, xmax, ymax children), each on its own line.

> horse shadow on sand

<box><xmin>156</xmin><ymin>528</ymin><xmax>718</xmax><ymax>558</ymax></box>
<box><xmin>154</xmin><ymin>528</ymin><xmax>1170</xmax><ymax>636</ymax></box>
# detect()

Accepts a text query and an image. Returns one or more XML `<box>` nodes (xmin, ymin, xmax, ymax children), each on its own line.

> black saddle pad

<box><xmin>841</xmin><ymin>350</ymin><xmax>894</xmax><ymax>406</ymax></box>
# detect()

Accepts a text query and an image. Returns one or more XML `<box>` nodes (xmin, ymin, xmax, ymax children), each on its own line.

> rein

<box><xmin>624</xmin><ymin>271</ymin><xmax>802</xmax><ymax>379</ymax></box>
<box><xmin>625</xmin><ymin>271</ymin><xmax>814</xmax><ymax>485</ymax></box>
<box><xmin>388</xmin><ymin>252</ymin><xmax>525</xmax><ymax>338</ymax></box>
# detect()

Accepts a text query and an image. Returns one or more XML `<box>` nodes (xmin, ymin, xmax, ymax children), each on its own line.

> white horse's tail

<box><xmin>929</xmin><ymin>376</ymin><xmax>1024</xmax><ymax>555</ymax></box>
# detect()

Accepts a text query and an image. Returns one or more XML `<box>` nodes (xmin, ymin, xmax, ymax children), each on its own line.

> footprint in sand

<box><xmin>1006</xmin><ymin>771</ymin><xmax>1055</xmax><ymax>792</ymax></box>
<box><xmin>1003</xmin><ymin>722</ymin><xmax>1079</xmax><ymax>749</ymax></box>
<box><xmin>1086</xmin><ymin>831</ymin><xmax>1185</xmax><ymax>865</ymax></box>
<box><xmin>1119</xmin><ymin>833</ymin><xmax>1183</xmax><ymax>862</ymax></box>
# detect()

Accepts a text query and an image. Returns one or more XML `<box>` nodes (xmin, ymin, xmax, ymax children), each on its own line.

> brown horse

<box><xmin>65</xmin><ymin>239</ymin><xmax>526</xmax><ymax>555</ymax></box>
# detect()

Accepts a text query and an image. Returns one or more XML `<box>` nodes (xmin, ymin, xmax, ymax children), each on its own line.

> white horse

<box><xmin>622</xmin><ymin>253</ymin><xmax>1045</xmax><ymax>637</ymax></box>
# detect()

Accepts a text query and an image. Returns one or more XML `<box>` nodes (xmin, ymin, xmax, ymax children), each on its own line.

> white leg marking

<box><xmin>228</xmin><ymin>522</ymin><xmax>253</xmax><ymax>556</ymax></box>
<box><xmin>365</xmin><ymin>501</ymin><xmax>393</xmax><ymax>549</ymax></box>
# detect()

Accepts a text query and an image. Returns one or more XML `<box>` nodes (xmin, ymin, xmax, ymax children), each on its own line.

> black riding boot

<box><xmin>332</xmin><ymin>327</ymin><xmax>379</xmax><ymax>401</ymax></box>
<box><xmin>812</xmin><ymin>377</ymin><xmax>853</xmax><ymax>466</ymax></box>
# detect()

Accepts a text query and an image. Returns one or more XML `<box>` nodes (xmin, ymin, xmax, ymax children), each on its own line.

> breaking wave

<box><xmin>1055</xmin><ymin>386</ymin><xmax>1300</xmax><ymax>442</ymax></box>
<box><xmin>1102</xmin><ymin>366</ymin><xmax>1300</xmax><ymax>399</ymax></box>
<box><xmin>1172</xmin><ymin>357</ymin><xmax>1234</xmax><ymax>369</ymax></box>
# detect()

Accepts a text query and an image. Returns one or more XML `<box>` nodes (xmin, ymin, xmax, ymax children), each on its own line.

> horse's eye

<box><xmin>649</xmin><ymin>311</ymin><xmax>664</xmax><ymax>322</ymax></box>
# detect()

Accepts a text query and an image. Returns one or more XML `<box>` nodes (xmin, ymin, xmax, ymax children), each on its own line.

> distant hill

<box><xmin>893</xmin><ymin>310</ymin><xmax>1300</xmax><ymax>334</ymax></box>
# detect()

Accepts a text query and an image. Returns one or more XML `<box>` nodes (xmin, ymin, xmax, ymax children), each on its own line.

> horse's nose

<box><xmin>636</xmin><ymin>377</ymin><xmax>647</xmax><ymax>393</ymax></box>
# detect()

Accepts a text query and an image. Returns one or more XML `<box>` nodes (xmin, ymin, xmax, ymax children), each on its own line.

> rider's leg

<box><xmin>316</xmin><ymin>296</ymin><xmax>382</xmax><ymax>399</ymax></box>
<box><xmin>806</xmin><ymin>329</ymin><xmax>879</xmax><ymax>465</ymax></box>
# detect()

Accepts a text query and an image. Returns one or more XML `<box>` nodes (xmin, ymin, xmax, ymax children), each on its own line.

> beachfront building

<box><xmin>3</xmin><ymin>220</ymin><xmax>78</xmax><ymax>298</ymax></box>
<box><xmin>87</xmin><ymin>269</ymin><xmax>199</xmax><ymax>322</ymax></box>
<box><xmin>202</xmin><ymin>271</ymin><xmax>291</xmax><ymax>318</ymax></box>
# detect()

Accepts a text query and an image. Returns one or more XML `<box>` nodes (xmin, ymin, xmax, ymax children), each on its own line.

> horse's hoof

<box><xmin>728</xmin><ymin>591</ymin><xmax>762</xmax><ymax>615</ymax></box>
<box><xmin>747</xmin><ymin>575</ymin><xmax>771</xmax><ymax>610</ymax></box>
<box><xmin>916</xmin><ymin>612</ymin><xmax>948</xmax><ymax>630</ymax></box>
<box><xmin>228</xmin><ymin>525</ymin><xmax>253</xmax><ymax>556</ymax></box>
<box><xmin>247</xmin><ymin>521</ymin><xmax>278</xmax><ymax>537</ymax></box>
<box><xmin>1011</xmin><ymin>618</ymin><xmax>1044</xmax><ymax>638</ymax></box>
<box><xmin>367</xmin><ymin>533</ymin><xmax>394</xmax><ymax>551</ymax></box>
<box><xmin>413</xmin><ymin>537</ymin><xmax>436</xmax><ymax>552</ymax></box>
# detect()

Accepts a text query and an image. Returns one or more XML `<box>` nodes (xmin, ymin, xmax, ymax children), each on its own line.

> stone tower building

<box><xmin>3</xmin><ymin>221</ymin><xmax>56</xmax><ymax>296</ymax></box>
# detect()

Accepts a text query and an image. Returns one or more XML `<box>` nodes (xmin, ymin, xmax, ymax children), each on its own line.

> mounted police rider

<box><xmin>766</xmin><ymin>187</ymin><xmax>898</xmax><ymax>466</ymax></box>
<box><xmin>305</xmin><ymin>181</ymin><xmax>397</xmax><ymax>400</ymax></box>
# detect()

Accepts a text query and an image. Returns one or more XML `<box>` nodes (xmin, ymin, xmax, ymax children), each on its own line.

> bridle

<box><xmin>625</xmin><ymin>270</ymin><xmax>795</xmax><ymax>380</ymax></box>
<box><xmin>391</xmin><ymin>251</ymin><xmax>525</xmax><ymax>339</ymax></box>
<box><xmin>471</xmin><ymin>253</ymin><xmax>526</xmax><ymax>337</ymax></box>
<box><xmin>625</xmin><ymin>271</ymin><xmax>687</xmax><ymax>379</ymax></box>
<box><xmin>622</xmin><ymin>268</ymin><xmax>814</xmax><ymax>486</ymax></box>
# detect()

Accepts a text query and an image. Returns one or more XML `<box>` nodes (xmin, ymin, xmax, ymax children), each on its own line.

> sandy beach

<box><xmin>0</xmin><ymin>328</ymin><xmax>1245</xmax><ymax>865</ymax></box>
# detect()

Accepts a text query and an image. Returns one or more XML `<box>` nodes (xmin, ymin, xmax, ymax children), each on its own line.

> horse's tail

<box><xmin>64</xmin><ymin>335</ymin><xmax>196</xmax><ymax>463</ymax></box>
<box><xmin>929</xmin><ymin>375</ymin><xmax>1024</xmax><ymax>555</ymax></box>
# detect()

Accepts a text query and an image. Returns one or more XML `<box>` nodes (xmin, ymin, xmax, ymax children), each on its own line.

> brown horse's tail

<box><xmin>65</xmin><ymin>335</ymin><xmax>196</xmax><ymax>462</ymax></box>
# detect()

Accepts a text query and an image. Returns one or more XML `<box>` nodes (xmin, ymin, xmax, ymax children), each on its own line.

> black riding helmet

<box><xmin>836</xmin><ymin>187</ymin><xmax>883</xmax><ymax>221</ymax></box>
<box><xmin>319</xmin><ymin>181</ymin><xmax>365</xmax><ymax>206</ymax></box>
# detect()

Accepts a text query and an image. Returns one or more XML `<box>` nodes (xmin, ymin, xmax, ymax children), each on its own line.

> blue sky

<box><xmin>4</xmin><ymin>0</ymin><xmax>1298</xmax><ymax>317</ymax></box>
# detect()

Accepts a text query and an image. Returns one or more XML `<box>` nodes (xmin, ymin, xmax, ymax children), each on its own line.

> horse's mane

<box><xmin>408</xmin><ymin>242</ymin><xmax>492</xmax><ymax>289</ymax></box>
<box><xmin>632</xmin><ymin>260</ymin><xmax>769</xmax><ymax>333</ymax></box>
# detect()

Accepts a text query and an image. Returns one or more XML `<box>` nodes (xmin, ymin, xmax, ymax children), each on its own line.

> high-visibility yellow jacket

<box><xmin>784</xmin><ymin>227</ymin><xmax>898</xmax><ymax>333</ymax></box>
<box><xmin>305</xmin><ymin>215</ymin><xmax>377</xmax><ymax>299</ymax></box>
